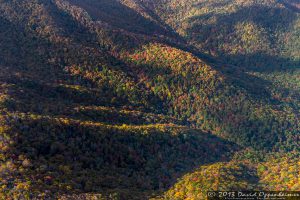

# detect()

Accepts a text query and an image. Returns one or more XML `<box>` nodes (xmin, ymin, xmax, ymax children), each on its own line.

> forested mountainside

<box><xmin>0</xmin><ymin>0</ymin><xmax>299</xmax><ymax>199</ymax></box>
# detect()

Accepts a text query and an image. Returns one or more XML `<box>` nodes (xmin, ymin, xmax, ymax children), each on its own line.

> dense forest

<box><xmin>0</xmin><ymin>0</ymin><xmax>299</xmax><ymax>199</ymax></box>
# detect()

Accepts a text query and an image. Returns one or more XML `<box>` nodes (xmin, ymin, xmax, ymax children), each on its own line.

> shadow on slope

<box><xmin>0</xmin><ymin>2</ymin><xmax>297</xmax><ymax>199</ymax></box>
<box><xmin>1</xmin><ymin>0</ymin><xmax>294</xmax><ymax>152</ymax></box>
<box><xmin>67</xmin><ymin>0</ymin><xmax>170</xmax><ymax>36</ymax></box>
<box><xmin>157</xmin><ymin>161</ymin><xmax>262</xmax><ymax>199</ymax></box>
<box><xmin>185</xmin><ymin>3</ymin><xmax>300</xmax><ymax>72</ymax></box>
<box><xmin>3</xmin><ymin>114</ymin><xmax>237</xmax><ymax>199</ymax></box>
<box><xmin>0</xmin><ymin>9</ymin><xmax>237</xmax><ymax>200</ymax></box>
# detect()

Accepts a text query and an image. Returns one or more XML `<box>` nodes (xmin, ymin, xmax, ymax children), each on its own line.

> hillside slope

<box><xmin>0</xmin><ymin>0</ymin><xmax>299</xmax><ymax>199</ymax></box>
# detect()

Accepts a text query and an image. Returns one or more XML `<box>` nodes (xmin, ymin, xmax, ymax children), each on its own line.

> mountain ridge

<box><xmin>0</xmin><ymin>0</ymin><xmax>299</xmax><ymax>199</ymax></box>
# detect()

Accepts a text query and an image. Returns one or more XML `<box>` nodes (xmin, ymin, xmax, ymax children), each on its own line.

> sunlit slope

<box><xmin>0</xmin><ymin>0</ymin><xmax>299</xmax><ymax>199</ymax></box>
<box><xmin>136</xmin><ymin>0</ymin><xmax>300</xmax><ymax>112</ymax></box>
<box><xmin>1</xmin><ymin>0</ymin><xmax>295</xmax><ymax>151</ymax></box>
<box><xmin>121</xmin><ymin>43</ymin><xmax>298</xmax><ymax>151</ymax></box>
<box><xmin>0</xmin><ymin>1</ymin><xmax>234</xmax><ymax>199</ymax></box>
<box><xmin>156</xmin><ymin>155</ymin><xmax>300</xmax><ymax>200</ymax></box>
<box><xmin>140</xmin><ymin>0</ymin><xmax>300</xmax><ymax>67</ymax></box>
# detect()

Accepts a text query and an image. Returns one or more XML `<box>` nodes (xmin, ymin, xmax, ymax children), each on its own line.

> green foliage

<box><xmin>0</xmin><ymin>0</ymin><xmax>299</xmax><ymax>199</ymax></box>
<box><xmin>123</xmin><ymin>43</ymin><xmax>298</xmax><ymax>151</ymax></box>
<box><xmin>145</xmin><ymin>0</ymin><xmax>300</xmax><ymax>70</ymax></box>
<box><xmin>156</xmin><ymin>154</ymin><xmax>300</xmax><ymax>200</ymax></box>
